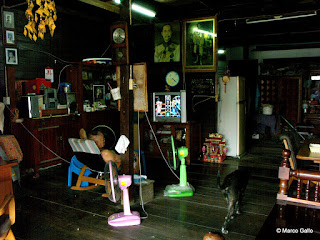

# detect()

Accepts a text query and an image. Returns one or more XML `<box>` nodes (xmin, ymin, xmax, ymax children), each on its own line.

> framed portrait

<box><xmin>133</xmin><ymin>62</ymin><xmax>148</xmax><ymax>112</ymax></box>
<box><xmin>183</xmin><ymin>17</ymin><xmax>217</xmax><ymax>72</ymax></box>
<box><xmin>4</xmin><ymin>29</ymin><xmax>16</xmax><ymax>45</ymax></box>
<box><xmin>5</xmin><ymin>48</ymin><xmax>18</xmax><ymax>65</ymax></box>
<box><xmin>93</xmin><ymin>85</ymin><xmax>105</xmax><ymax>103</ymax></box>
<box><xmin>154</xmin><ymin>21</ymin><xmax>180</xmax><ymax>63</ymax></box>
<box><xmin>3</xmin><ymin>11</ymin><xmax>15</xmax><ymax>29</ymax></box>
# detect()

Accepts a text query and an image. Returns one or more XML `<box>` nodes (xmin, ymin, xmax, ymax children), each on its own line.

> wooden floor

<box><xmin>12</xmin><ymin>138</ymin><xmax>283</xmax><ymax>240</ymax></box>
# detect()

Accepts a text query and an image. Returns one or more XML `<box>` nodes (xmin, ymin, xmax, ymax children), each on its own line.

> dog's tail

<box><xmin>217</xmin><ymin>170</ymin><xmax>222</xmax><ymax>189</ymax></box>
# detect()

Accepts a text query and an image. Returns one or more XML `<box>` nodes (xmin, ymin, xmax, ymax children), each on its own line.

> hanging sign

<box><xmin>45</xmin><ymin>66</ymin><xmax>54</xmax><ymax>83</ymax></box>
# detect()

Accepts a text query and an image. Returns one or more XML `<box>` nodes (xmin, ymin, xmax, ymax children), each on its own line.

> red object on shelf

<box><xmin>26</xmin><ymin>78</ymin><xmax>52</xmax><ymax>94</ymax></box>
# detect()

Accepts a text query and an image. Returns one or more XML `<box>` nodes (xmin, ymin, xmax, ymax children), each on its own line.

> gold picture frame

<box><xmin>183</xmin><ymin>17</ymin><xmax>217</xmax><ymax>72</ymax></box>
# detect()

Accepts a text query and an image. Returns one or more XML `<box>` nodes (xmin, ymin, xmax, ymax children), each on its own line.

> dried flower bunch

<box><xmin>24</xmin><ymin>0</ymin><xmax>57</xmax><ymax>41</ymax></box>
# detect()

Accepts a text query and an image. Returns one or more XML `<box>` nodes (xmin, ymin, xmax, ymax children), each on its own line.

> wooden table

<box><xmin>296</xmin><ymin>138</ymin><xmax>320</xmax><ymax>163</ymax></box>
<box><xmin>0</xmin><ymin>159</ymin><xmax>17</xmax><ymax>203</ymax></box>
<box><xmin>257</xmin><ymin>201</ymin><xmax>320</xmax><ymax>239</ymax></box>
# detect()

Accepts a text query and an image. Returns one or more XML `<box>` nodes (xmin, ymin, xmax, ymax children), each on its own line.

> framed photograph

<box><xmin>133</xmin><ymin>62</ymin><xmax>148</xmax><ymax>112</ymax></box>
<box><xmin>183</xmin><ymin>17</ymin><xmax>217</xmax><ymax>72</ymax></box>
<box><xmin>3</xmin><ymin>11</ymin><xmax>15</xmax><ymax>29</ymax></box>
<box><xmin>5</xmin><ymin>48</ymin><xmax>18</xmax><ymax>65</ymax></box>
<box><xmin>93</xmin><ymin>85</ymin><xmax>105</xmax><ymax>103</ymax></box>
<box><xmin>4</xmin><ymin>29</ymin><xmax>16</xmax><ymax>45</ymax></box>
<box><xmin>154</xmin><ymin>21</ymin><xmax>180</xmax><ymax>63</ymax></box>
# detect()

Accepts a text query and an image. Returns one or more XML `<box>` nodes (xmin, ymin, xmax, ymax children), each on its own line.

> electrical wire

<box><xmin>137</xmin><ymin>109</ymin><xmax>149</xmax><ymax>220</ymax></box>
<box><xmin>6</xmin><ymin>105</ymin><xmax>70</xmax><ymax>164</ymax></box>
<box><xmin>18</xmin><ymin>45</ymin><xmax>78</xmax><ymax>64</ymax></box>
<box><xmin>100</xmin><ymin>43</ymin><xmax>112</xmax><ymax>58</ymax></box>
<box><xmin>143</xmin><ymin>110</ymin><xmax>180</xmax><ymax>181</ymax></box>
<box><xmin>5</xmin><ymin>105</ymin><xmax>105</xmax><ymax>174</ymax></box>
<box><xmin>192</xmin><ymin>95</ymin><xmax>215</xmax><ymax>112</ymax></box>
<box><xmin>56</xmin><ymin>64</ymin><xmax>73</xmax><ymax>92</ymax></box>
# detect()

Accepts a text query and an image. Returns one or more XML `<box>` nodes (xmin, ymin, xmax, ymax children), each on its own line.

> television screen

<box><xmin>153</xmin><ymin>92</ymin><xmax>186</xmax><ymax>123</ymax></box>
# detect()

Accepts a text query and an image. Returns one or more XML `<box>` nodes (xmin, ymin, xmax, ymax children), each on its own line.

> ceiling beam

<box><xmin>78</xmin><ymin>0</ymin><xmax>120</xmax><ymax>14</ymax></box>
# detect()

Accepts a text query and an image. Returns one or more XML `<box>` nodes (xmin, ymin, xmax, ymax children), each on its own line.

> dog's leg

<box><xmin>236</xmin><ymin>189</ymin><xmax>246</xmax><ymax>215</ymax></box>
<box><xmin>221</xmin><ymin>200</ymin><xmax>235</xmax><ymax>234</ymax></box>
<box><xmin>235</xmin><ymin>200</ymin><xmax>241</xmax><ymax>215</ymax></box>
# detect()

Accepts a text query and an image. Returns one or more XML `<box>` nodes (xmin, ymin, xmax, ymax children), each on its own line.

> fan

<box><xmin>104</xmin><ymin>161</ymin><xmax>141</xmax><ymax>227</ymax></box>
<box><xmin>91</xmin><ymin>125</ymin><xmax>117</xmax><ymax>149</ymax></box>
<box><xmin>166</xmin><ymin>135</ymin><xmax>179</xmax><ymax>170</ymax></box>
<box><xmin>164</xmin><ymin>135</ymin><xmax>194</xmax><ymax>197</ymax></box>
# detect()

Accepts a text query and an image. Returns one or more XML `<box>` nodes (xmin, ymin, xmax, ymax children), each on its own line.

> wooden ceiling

<box><xmin>79</xmin><ymin>0</ymin><xmax>320</xmax><ymax>48</ymax></box>
<box><xmin>5</xmin><ymin>0</ymin><xmax>320</xmax><ymax>48</ymax></box>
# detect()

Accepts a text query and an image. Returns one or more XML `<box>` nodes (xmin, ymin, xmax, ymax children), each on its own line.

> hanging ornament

<box><xmin>222</xmin><ymin>67</ymin><xmax>230</xmax><ymax>93</ymax></box>
<box><xmin>24</xmin><ymin>0</ymin><xmax>57</xmax><ymax>42</ymax></box>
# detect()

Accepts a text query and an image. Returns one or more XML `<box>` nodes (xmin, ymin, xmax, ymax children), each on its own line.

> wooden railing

<box><xmin>277</xmin><ymin>149</ymin><xmax>320</xmax><ymax>208</ymax></box>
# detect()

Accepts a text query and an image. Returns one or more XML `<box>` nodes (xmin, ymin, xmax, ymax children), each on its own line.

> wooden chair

<box><xmin>277</xmin><ymin>149</ymin><xmax>320</xmax><ymax>208</ymax></box>
<box><xmin>279</xmin><ymin>130</ymin><xmax>301</xmax><ymax>170</ymax></box>
<box><xmin>280</xmin><ymin>130</ymin><xmax>318</xmax><ymax>186</ymax></box>
<box><xmin>68</xmin><ymin>138</ymin><xmax>107</xmax><ymax>191</ymax></box>
<box><xmin>0</xmin><ymin>195</ymin><xmax>15</xmax><ymax>240</ymax></box>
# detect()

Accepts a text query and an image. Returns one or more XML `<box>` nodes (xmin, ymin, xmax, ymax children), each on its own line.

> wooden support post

<box><xmin>6</xmin><ymin>66</ymin><xmax>15</xmax><ymax>111</ymax></box>
<box><xmin>119</xmin><ymin>65</ymin><xmax>133</xmax><ymax>176</ymax></box>
<box><xmin>118</xmin><ymin>64</ymin><xmax>134</xmax><ymax>202</ymax></box>
<box><xmin>278</xmin><ymin>149</ymin><xmax>291</xmax><ymax>197</ymax></box>
<box><xmin>297</xmin><ymin>178</ymin><xmax>301</xmax><ymax>199</ymax></box>
<box><xmin>306</xmin><ymin>180</ymin><xmax>310</xmax><ymax>201</ymax></box>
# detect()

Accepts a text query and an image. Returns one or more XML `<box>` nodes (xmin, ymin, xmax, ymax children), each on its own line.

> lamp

<box><xmin>246</xmin><ymin>11</ymin><xmax>317</xmax><ymax>24</ymax></box>
<box><xmin>131</xmin><ymin>3</ymin><xmax>156</xmax><ymax>17</ymax></box>
<box><xmin>24</xmin><ymin>0</ymin><xmax>57</xmax><ymax>41</ymax></box>
<box><xmin>193</xmin><ymin>28</ymin><xmax>217</xmax><ymax>37</ymax></box>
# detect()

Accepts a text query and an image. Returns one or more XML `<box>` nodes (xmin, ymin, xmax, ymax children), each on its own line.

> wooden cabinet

<box><xmin>141</xmin><ymin>121</ymin><xmax>201</xmax><ymax>165</ymax></box>
<box><xmin>66</xmin><ymin>63</ymin><xmax>116</xmax><ymax>113</ymax></box>
<box><xmin>7</xmin><ymin>65</ymin><xmax>120</xmax><ymax>178</ymax></box>
<box><xmin>11</xmin><ymin>114</ymin><xmax>81</xmax><ymax>177</ymax></box>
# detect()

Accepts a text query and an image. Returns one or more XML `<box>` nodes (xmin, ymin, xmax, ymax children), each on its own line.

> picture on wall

<box><xmin>154</xmin><ymin>21</ymin><xmax>180</xmax><ymax>63</ymax></box>
<box><xmin>183</xmin><ymin>17</ymin><xmax>217</xmax><ymax>72</ymax></box>
<box><xmin>5</xmin><ymin>48</ymin><xmax>18</xmax><ymax>65</ymax></box>
<box><xmin>93</xmin><ymin>85</ymin><xmax>105</xmax><ymax>104</ymax></box>
<box><xmin>4</xmin><ymin>29</ymin><xmax>16</xmax><ymax>45</ymax></box>
<box><xmin>3</xmin><ymin>11</ymin><xmax>15</xmax><ymax>29</ymax></box>
<box><xmin>133</xmin><ymin>62</ymin><xmax>148</xmax><ymax>112</ymax></box>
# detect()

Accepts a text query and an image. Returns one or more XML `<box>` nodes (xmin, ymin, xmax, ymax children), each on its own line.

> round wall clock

<box><xmin>165</xmin><ymin>71</ymin><xmax>180</xmax><ymax>87</ymax></box>
<box><xmin>112</xmin><ymin>27</ymin><xmax>125</xmax><ymax>44</ymax></box>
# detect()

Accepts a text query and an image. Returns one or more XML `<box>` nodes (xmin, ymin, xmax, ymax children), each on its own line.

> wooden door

<box><xmin>278</xmin><ymin>76</ymin><xmax>302</xmax><ymax>126</ymax></box>
<box><xmin>260</xmin><ymin>76</ymin><xmax>302</xmax><ymax>127</ymax></box>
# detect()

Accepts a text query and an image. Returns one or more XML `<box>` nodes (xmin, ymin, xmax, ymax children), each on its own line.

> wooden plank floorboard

<box><xmin>14</xmin><ymin>196</ymin><xmax>144</xmax><ymax>240</ymax></box>
<box><xmin>145</xmin><ymin>197</ymin><xmax>267</xmax><ymax>237</ymax></box>
<box><xmin>12</xmin><ymin>138</ymin><xmax>283</xmax><ymax>239</ymax></box>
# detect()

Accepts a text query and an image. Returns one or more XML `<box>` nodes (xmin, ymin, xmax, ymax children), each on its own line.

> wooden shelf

<box><xmin>141</xmin><ymin>121</ymin><xmax>201</xmax><ymax>165</ymax></box>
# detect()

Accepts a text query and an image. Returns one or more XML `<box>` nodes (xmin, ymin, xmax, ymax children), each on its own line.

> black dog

<box><xmin>217</xmin><ymin>168</ymin><xmax>250</xmax><ymax>234</ymax></box>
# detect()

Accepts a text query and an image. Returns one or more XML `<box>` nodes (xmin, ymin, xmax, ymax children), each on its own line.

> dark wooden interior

<box><xmin>11</xmin><ymin>139</ymin><xmax>283</xmax><ymax>240</ymax></box>
<box><xmin>1</xmin><ymin>0</ymin><xmax>320</xmax><ymax>239</ymax></box>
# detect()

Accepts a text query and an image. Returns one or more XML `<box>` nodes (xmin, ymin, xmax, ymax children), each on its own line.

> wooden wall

<box><xmin>0</xmin><ymin>2</ymin><xmax>118</xmax><ymax>100</ymax></box>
